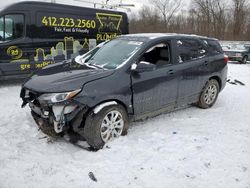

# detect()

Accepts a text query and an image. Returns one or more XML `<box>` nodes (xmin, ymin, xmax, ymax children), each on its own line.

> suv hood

<box><xmin>23</xmin><ymin>60</ymin><xmax>114</xmax><ymax>93</ymax></box>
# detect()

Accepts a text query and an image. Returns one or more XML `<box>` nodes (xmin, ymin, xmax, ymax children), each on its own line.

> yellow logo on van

<box><xmin>7</xmin><ymin>46</ymin><xmax>23</xmax><ymax>60</ymax></box>
<box><xmin>96</xmin><ymin>13</ymin><xmax>123</xmax><ymax>41</ymax></box>
<box><xmin>96</xmin><ymin>13</ymin><xmax>123</xmax><ymax>34</ymax></box>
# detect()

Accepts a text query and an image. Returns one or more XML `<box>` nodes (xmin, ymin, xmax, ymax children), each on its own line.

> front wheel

<box><xmin>198</xmin><ymin>79</ymin><xmax>219</xmax><ymax>109</ymax></box>
<box><xmin>84</xmin><ymin>104</ymin><xmax>129</xmax><ymax>149</ymax></box>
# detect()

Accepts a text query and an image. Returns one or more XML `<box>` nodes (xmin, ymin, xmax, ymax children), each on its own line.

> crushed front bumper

<box><xmin>21</xmin><ymin>87</ymin><xmax>89</xmax><ymax>137</ymax></box>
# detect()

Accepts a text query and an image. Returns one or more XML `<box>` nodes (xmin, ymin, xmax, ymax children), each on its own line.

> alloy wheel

<box><xmin>100</xmin><ymin>110</ymin><xmax>124</xmax><ymax>142</ymax></box>
<box><xmin>204</xmin><ymin>84</ymin><xmax>218</xmax><ymax>105</ymax></box>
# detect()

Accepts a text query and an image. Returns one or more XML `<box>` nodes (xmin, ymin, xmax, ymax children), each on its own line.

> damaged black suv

<box><xmin>20</xmin><ymin>33</ymin><xmax>228</xmax><ymax>149</ymax></box>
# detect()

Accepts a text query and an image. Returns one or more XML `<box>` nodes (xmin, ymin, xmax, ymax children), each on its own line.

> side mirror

<box><xmin>131</xmin><ymin>61</ymin><xmax>156</xmax><ymax>73</ymax></box>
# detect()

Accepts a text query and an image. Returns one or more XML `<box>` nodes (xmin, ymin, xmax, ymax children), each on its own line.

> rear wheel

<box><xmin>241</xmin><ymin>56</ymin><xmax>248</xmax><ymax>64</ymax></box>
<box><xmin>198</xmin><ymin>79</ymin><xmax>219</xmax><ymax>109</ymax></box>
<box><xmin>84</xmin><ymin>104</ymin><xmax>129</xmax><ymax>149</ymax></box>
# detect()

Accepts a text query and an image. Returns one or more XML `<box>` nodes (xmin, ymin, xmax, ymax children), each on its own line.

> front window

<box><xmin>78</xmin><ymin>39</ymin><xmax>142</xmax><ymax>69</ymax></box>
<box><xmin>0</xmin><ymin>14</ymin><xmax>24</xmax><ymax>42</ymax></box>
<box><xmin>139</xmin><ymin>42</ymin><xmax>171</xmax><ymax>67</ymax></box>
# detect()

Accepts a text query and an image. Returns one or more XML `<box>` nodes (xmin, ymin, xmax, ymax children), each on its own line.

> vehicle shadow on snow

<box><xmin>63</xmin><ymin>105</ymin><xmax>199</xmax><ymax>151</ymax></box>
<box><xmin>33</xmin><ymin>101</ymin><xmax>223</xmax><ymax>154</ymax></box>
<box><xmin>228</xmin><ymin>61</ymin><xmax>250</xmax><ymax>64</ymax></box>
<box><xmin>0</xmin><ymin>79</ymin><xmax>26</xmax><ymax>87</ymax></box>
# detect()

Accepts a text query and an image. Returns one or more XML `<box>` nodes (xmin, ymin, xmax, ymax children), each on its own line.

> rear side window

<box><xmin>206</xmin><ymin>40</ymin><xmax>223</xmax><ymax>55</ymax></box>
<box><xmin>0</xmin><ymin>14</ymin><xmax>24</xmax><ymax>41</ymax></box>
<box><xmin>176</xmin><ymin>39</ymin><xmax>206</xmax><ymax>63</ymax></box>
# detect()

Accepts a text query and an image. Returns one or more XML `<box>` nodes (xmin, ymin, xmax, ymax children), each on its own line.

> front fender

<box><xmin>73</xmin><ymin>71</ymin><xmax>133</xmax><ymax>114</ymax></box>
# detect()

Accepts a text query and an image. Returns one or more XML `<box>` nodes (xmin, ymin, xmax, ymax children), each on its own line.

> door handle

<box><xmin>168</xmin><ymin>69</ymin><xmax>174</xmax><ymax>75</ymax></box>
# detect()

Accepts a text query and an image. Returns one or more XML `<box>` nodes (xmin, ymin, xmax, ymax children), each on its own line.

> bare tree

<box><xmin>192</xmin><ymin>0</ymin><xmax>228</xmax><ymax>38</ymax></box>
<box><xmin>129</xmin><ymin>0</ymin><xmax>250</xmax><ymax>40</ymax></box>
<box><xmin>232</xmin><ymin>0</ymin><xmax>249</xmax><ymax>39</ymax></box>
<box><xmin>208</xmin><ymin>0</ymin><xmax>227</xmax><ymax>39</ymax></box>
<box><xmin>129</xmin><ymin>5</ymin><xmax>161</xmax><ymax>33</ymax></box>
<box><xmin>150</xmin><ymin>0</ymin><xmax>182</xmax><ymax>30</ymax></box>
<box><xmin>245</xmin><ymin>8</ymin><xmax>250</xmax><ymax>39</ymax></box>
<box><xmin>186</xmin><ymin>9</ymin><xmax>198</xmax><ymax>34</ymax></box>
<box><xmin>192</xmin><ymin>0</ymin><xmax>211</xmax><ymax>36</ymax></box>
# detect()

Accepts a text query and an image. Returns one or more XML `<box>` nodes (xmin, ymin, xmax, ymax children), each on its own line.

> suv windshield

<box><xmin>0</xmin><ymin>14</ymin><xmax>24</xmax><ymax>42</ymax></box>
<box><xmin>79</xmin><ymin>39</ymin><xmax>142</xmax><ymax>69</ymax></box>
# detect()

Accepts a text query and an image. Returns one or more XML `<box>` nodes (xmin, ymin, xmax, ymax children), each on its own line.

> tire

<box><xmin>198</xmin><ymin>79</ymin><xmax>219</xmax><ymax>109</ymax></box>
<box><xmin>241</xmin><ymin>56</ymin><xmax>248</xmax><ymax>64</ymax></box>
<box><xmin>84</xmin><ymin>104</ymin><xmax>129</xmax><ymax>149</ymax></box>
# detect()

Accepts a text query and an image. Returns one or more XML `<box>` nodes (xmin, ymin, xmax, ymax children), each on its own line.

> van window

<box><xmin>0</xmin><ymin>14</ymin><xmax>24</xmax><ymax>42</ymax></box>
<box><xmin>0</xmin><ymin>17</ymin><xmax>4</xmax><ymax>40</ymax></box>
<box><xmin>177</xmin><ymin>39</ymin><xmax>206</xmax><ymax>63</ymax></box>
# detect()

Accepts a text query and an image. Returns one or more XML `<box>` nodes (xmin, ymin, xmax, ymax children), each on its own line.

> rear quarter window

<box><xmin>205</xmin><ymin>40</ymin><xmax>223</xmax><ymax>55</ymax></box>
<box><xmin>177</xmin><ymin>39</ymin><xmax>206</xmax><ymax>63</ymax></box>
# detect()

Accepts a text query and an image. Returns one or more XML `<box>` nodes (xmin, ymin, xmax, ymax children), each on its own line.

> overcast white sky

<box><xmin>0</xmin><ymin>0</ymin><xmax>146</xmax><ymax>11</ymax></box>
<box><xmin>0</xmin><ymin>0</ymin><xmax>190</xmax><ymax>14</ymax></box>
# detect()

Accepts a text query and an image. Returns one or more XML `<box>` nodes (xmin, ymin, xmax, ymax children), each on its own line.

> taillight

<box><xmin>224</xmin><ymin>55</ymin><xmax>229</xmax><ymax>64</ymax></box>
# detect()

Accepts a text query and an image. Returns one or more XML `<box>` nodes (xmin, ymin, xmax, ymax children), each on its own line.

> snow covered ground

<box><xmin>0</xmin><ymin>63</ymin><xmax>250</xmax><ymax>188</ymax></box>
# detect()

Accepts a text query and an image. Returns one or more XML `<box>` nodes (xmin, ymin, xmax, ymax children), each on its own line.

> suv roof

<box><xmin>120</xmin><ymin>33</ymin><xmax>218</xmax><ymax>42</ymax></box>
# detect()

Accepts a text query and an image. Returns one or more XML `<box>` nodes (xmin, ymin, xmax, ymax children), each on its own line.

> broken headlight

<box><xmin>38</xmin><ymin>89</ymin><xmax>81</xmax><ymax>104</ymax></box>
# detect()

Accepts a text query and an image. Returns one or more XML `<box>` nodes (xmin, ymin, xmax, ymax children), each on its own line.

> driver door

<box><xmin>131</xmin><ymin>40</ymin><xmax>180</xmax><ymax>116</ymax></box>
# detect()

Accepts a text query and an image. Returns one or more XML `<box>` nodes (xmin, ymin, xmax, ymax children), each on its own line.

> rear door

<box><xmin>131</xmin><ymin>40</ymin><xmax>180</xmax><ymax>116</ymax></box>
<box><xmin>175</xmin><ymin>38</ymin><xmax>209</xmax><ymax>105</ymax></box>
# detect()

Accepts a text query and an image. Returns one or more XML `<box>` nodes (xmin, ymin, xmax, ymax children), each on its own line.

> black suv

<box><xmin>20</xmin><ymin>33</ymin><xmax>228</xmax><ymax>149</ymax></box>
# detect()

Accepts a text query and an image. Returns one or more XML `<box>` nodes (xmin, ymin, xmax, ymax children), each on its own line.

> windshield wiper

<box><xmin>89</xmin><ymin>63</ymin><xmax>105</xmax><ymax>70</ymax></box>
<box><xmin>84</xmin><ymin>62</ymin><xmax>105</xmax><ymax>70</ymax></box>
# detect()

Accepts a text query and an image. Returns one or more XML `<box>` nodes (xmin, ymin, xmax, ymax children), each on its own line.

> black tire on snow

<box><xmin>84</xmin><ymin>104</ymin><xmax>129</xmax><ymax>149</ymax></box>
<box><xmin>198</xmin><ymin>79</ymin><xmax>220</xmax><ymax>109</ymax></box>
<box><xmin>241</xmin><ymin>56</ymin><xmax>248</xmax><ymax>64</ymax></box>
